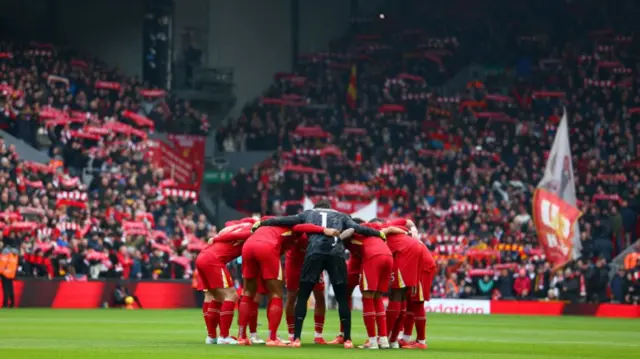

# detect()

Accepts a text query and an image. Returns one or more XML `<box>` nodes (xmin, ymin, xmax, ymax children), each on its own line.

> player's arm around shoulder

<box><xmin>346</xmin><ymin>219</ymin><xmax>387</xmax><ymax>240</ymax></box>
<box><xmin>339</xmin><ymin>228</ymin><xmax>355</xmax><ymax>240</ymax></box>
<box><xmin>214</xmin><ymin>228</ymin><xmax>251</xmax><ymax>243</ymax></box>
<box><xmin>292</xmin><ymin>223</ymin><xmax>339</xmax><ymax>237</ymax></box>
<box><xmin>259</xmin><ymin>213</ymin><xmax>305</xmax><ymax>229</ymax></box>
<box><xmin>381</xmin><ymin>226</ymin><xmax>409</xmax><ymax>236</ymax></box>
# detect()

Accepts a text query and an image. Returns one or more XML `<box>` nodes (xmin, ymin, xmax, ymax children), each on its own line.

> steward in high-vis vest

<box><xmin>0</xmin><ymin>248</ymin><xmax>18</xmax><ymax>308</ymax></box>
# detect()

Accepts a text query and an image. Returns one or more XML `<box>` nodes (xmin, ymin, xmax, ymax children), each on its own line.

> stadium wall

<box><xmin>0</xmin><ymin>0</ymin><xmax>53</xmax><ymax>41</ymax></box>
<box><xmin>4</xmin><ymin>279</ymin><xmax>640</xmax><ymax>318</ymax></box>
<box><xmin>298</xmin><ymin>0</ymin><xmax>351</xmax><ymax>53</ymax></box>
<box><xmin>54</xmin><ymin>0</ymin><xmax>145</xmax><ymax>77</ymax></box>
<box><xmin>207</xmin><ymin>0</ymin><xmax>292</xmax><ymax>118</ymax></box>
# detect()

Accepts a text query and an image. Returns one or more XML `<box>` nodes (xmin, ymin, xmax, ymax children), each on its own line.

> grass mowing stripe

<box><xmin>0</xmin><ymin>309</ymin><xmax>638</xmax><ymax>359</ymax></box>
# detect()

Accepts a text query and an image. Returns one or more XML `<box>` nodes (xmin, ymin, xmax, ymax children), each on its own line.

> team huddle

<box><xmin>195</xmin><ymin>200</ymin><xmax>436</xmax><ymax>349</ymax></box>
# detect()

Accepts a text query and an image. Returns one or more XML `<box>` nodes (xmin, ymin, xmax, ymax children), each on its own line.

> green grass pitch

<box><xmin>0</xmin><ymin>309</ymin><xmax>639</xmax><ymax>359</ymax></box>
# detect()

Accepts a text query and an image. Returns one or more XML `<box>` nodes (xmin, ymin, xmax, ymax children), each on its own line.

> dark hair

<box><xmin>369</xmin><ymin>218</ymin><xmax>384</xmax><ymax>223</ymax></box>
<box><xmin>352</xmin><ymin>217</ymin><xmax>364</xmax><ymax>224</ymax></box>
<box><xmin>314</xmin><ymin>199</ymin><xmax>332</xmax><ymax>209</ymax></box>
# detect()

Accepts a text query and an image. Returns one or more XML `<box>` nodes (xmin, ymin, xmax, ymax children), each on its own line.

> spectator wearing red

<box><xmin>514</xmin><ymin>269</ymin><xmax>532</xmax><ymax>299</ymax></box>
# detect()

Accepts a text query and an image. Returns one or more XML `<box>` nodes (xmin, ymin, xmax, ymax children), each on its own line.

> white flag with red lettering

<box><xmin>534</xmin><ymin>111</ymin><xmax>582</xmax><ymax>266</ymax></box>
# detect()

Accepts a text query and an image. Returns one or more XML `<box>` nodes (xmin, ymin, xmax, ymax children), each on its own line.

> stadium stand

<box><xmin>0</xmin><ymin>41</ymin><xmax>213</xmax><ymax>281</ymax></box>
<box><xmin>219</xmin><ymin>0</ymin><xmax>640</xmax><ymax>303</ymax></box>
<box><xmin>0</xmin><ymin>0</ymin><xmax>637</xmax><ymax>306</ymax></box>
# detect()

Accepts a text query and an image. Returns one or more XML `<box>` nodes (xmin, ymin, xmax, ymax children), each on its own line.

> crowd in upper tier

<box><xmin>1</xmin><ymin>41</ymin><xmax>212</xmax><ymax>281</ymax></box>
<box><xmin>0</xmin><ymin>0</ymin><xmax>638</xmax><ymax>304</ymax></box>
<box><xmin>218</xmin><ymin>0</ymin><xmax>640</xmax><ymax>303</ymax></box>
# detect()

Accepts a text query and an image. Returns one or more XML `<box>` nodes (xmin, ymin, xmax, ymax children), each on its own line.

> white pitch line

<box><xmin>1</xmin><ymin>332</ymin><xmax>638</xmax><ymax>349</ymax></box>
<box><xmin>437</xmin><ymin>336</ymin><xmax>640</xmax><ymax>348</ymax></box>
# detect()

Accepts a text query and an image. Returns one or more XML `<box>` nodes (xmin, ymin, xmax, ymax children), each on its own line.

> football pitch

<box><xmin>0</xmin><ymin>309</ymin><xmax>639</xmax><ymax>359</ymax></box>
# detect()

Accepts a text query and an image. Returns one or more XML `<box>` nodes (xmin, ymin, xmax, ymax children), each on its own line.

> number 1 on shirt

<box><xmin>320</xmin><ymin>212</ymin><xmax>328</xmax><ymax>227</ymax></box>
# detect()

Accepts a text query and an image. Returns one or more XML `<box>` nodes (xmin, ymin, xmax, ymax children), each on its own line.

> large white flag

<box><xmin>535</xmin><ymin>111</ymin><xmax>582</xmax><ymax>260</ymax></box>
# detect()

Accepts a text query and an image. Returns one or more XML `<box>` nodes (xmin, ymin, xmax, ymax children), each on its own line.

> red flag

<box><xmin>532</xmin><ymin>188</ymin><xmax>582</xmax><ymax>269</ymax></box>
<box><xmin>346</xmin><ymin>65</ymin><xmax>357</xmax><ymax>109</ymax></box>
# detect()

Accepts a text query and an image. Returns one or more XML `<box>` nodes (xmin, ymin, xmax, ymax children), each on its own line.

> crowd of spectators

<box><xmin>0</xmin><ymin>0</ymin><xmax>638</xmax><ymax>305</ymax></box>
<box><xmin>219</xmin><ymin>0</ymin><xmax>640</xmax><ymax>303</ymax></box>
<box><xmin>0</xmin><ymin>41</ymin><xmax>213</xmax><ymax>281</ymax></box>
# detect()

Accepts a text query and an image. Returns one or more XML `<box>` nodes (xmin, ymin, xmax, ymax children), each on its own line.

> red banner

<box><xmin>0</xmin><ymin>279</ymin><xmax>196</xmax><ymax>308</ymax></box>
<box><xmin>151</xmin><ymin>135</ymin><xmax>205</xmax><ymax>188</ymax></box>
<box><xmin>532</xmin><ymin>189</ymin><xmax>582</xmax><ymax>268</ymax></box>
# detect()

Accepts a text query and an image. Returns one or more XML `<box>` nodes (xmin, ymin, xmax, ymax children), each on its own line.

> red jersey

<box><xmin>344</xmin><ymin>234</ymin><xmax>363</xmax><ymax>258</ymax></box>
<box><xmin>386</xmin><ymin>218</ymin><xmax>412</xmax><ymax>227</ymax></box>
<box><xmin>248</xmin><ymin>225</ymin><xmax>297</xmax><ymax>254</ymax></box>
<box><xmin>206</xmin><ymin>223</ymin><xmax>252</xmax><ymax>263</ymax></box>
<box><xmin>363</xmin><ymin>222</ymin><xmax>417</xmax><ymax>256</ymax></box>
<box><xmin>350</xmin><ymin>235</ymin><xmax>392</xmax><ymax>260</ymax></box>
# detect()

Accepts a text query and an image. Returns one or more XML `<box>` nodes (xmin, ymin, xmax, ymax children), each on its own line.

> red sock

<box><xmin>374</xmin><ymin>297</ymin><xmax>388</xmax><ymax>337</ymax></box>
<box><xmin>203</xmin><ymin>302</ymin><xmax>213</xmax><ymax>338</ymax></box>
<box><xmin>219</xmin><ymin>300</ymin><xmax>235</xmax><ymax>338</ymax></box>
<box><xmin>413</xmin><ymin>301</ymin><xmax>426</xmax><ymax>341</ymax></box>
<box><xmin>237</xmin><ymin>295</ymin><xmax>253</xmax><ymax>339</ymax></box>
<box><xmin>362</xmin><ymin>297</ymin><xmax>376</xmax><ymax>338</ymax></box>
<box><xmin>314</xmin><ymin>313</ymin><xmax>325</xmax><ymax>335</ymax></box>
<box><xmin>209</xmin><ymin>301</ymin><xmax>222</xmax><ymax>337</ymax></box>
<box><xmin>390</xmin><ymin>301</ymin><xmax>406</xmax><ymax>342</ymax></box>
<box><xmin>202</xmin><ymin>301</ymin><xmax>210</xmax><ymax>322</ymax></box>
<box><xmin>249</xmin><ymin>300</ymin><xmax>259</xmax><ymax>334</ymax></box>
<box><xmin>268</xmin><ymin>297</ymin><xmax>283</xmax><ymax>340</ymax></box>
<box><xmin>403</xmin><ymin>310</ymin><xmax>415</xmax><ymax>337</ymax></box>
<box><xmin>385</xmin><ymin>300</ymin><xmax>401</xmax><ymax>340</ymax></box>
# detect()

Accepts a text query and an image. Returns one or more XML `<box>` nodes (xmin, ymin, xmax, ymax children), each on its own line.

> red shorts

<box><xmin>360</xmin><ymin>255</ymin><xmax>393</xmax><ymax>293</ymax></box>
<box><xmin>196</xmin><ymin>255</ymin><xmax>234</xmax><ymax>290</ymax></box>
<box><xmin>347</xmin><ymin>257</ymin><xmax>361</xmax><ymax>289</ymax></box>
<box><xmin>195</xmin><ymin>273</ymin><xmax>205</xmax><ymax>291</ymax></box>
<box><xmin>242</xmin><ymin>240</ymin><xmax>283</xmax><ymax>281</ymax></box>
<box><xmin>285</xmin><ymin>254</ymin><xmax>325</xmax><ymax>292</ymax></box>
<box><xmin>390</xmin><ymin>251</ymin><xmax>422</xmax><ymax>289</ymax></box>
<box><xmin>410</xmin><ymin>269</ymin><xmax>436</xmax><ymax>302</ymax></box>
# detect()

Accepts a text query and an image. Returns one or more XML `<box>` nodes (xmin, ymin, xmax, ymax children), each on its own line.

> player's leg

<box><xmin>209</xmin><ymin>298</ymin><xmax>222</xmax><ymax>343</ymax></box>
<box><xmin>312</xmin><ymin>275</ymin><xmax>327</xmax><ymax>344</ymax></box>
<box><xmin>264</xmin><ymin>279</ymin><xmax>287</xmax><ymax>346</ymax></box>
<box><xmin>359</xmin><ymin>258</ymin><xmax>382</xmax><ymax>349</ymax></box>
<box><xmin>403</xmin><ymin>300</ymin><xmax>427</xmax><ymax>349</ymax></box>
<box><xmin>292</xmin><ymin>254</ymin><xmax>324</xmax><ymax>346</ymax></box>
<box><xmin>405</xmin><ymin>269</ymin><xmax>434</xmax><ymax>349</ymax></box>
<box><xmin>254</xmin><ymin>248</ymin><xmax>286</xmax><ymax>345</ymax></box>
<box><xmin>325</xmin><ymin>255</ymin><xmax>353</xmax><ymax>349</ymax></box>
<box><xmin>210</xmin><ymin>266</ymin><xmax>238</xmax><ymax>345</ymax></box>
<box><xmin>386</xmin><ymin>287</ymin><xmax>406</xmax><ymax>348</ymax></box>
<box><xmin>392</xmin><ymin>297</ymin><xmax>409</xmax><ymax>345</ymax></box>
<box><xmin>329</xmin><ymin>269</ymin><xmax>358</xmax><ymax>344</ymax></box>
<box><xmin>284</xmin><ymin>255</ymin><xmax>301</xmax><ymax>342</ymax></box>
<box><xmin>195</xmin><ymin>257</ymin><xmax>223</xmax><ymax>344</ymax></box>
<box><xmin>375</xmin><ymin>255</ymin><xmax>393</xmax><ymax>349</ymax></box>
<box><xmin>238</xmin><ymin>244</ymin><xmax>260</xmax><ymax>343</ymax></box>
<box><xmin>401</xmin><ymin>284</ymin><xmax>421</xmax><ymax>348</ymax></box>
<box><xmin>360</xmin><ymin>290</ymin><xmax>378</xmax><ymax>349</ymax></box>
<box><xmin>400</xmin><ymin>308</ymin><xmax>415</xmax><ymax>345</ymax></box>
<box><xmin>285</xmin><ymin>289</ymin><xmax>298</xmax><ymax>341</ymax></box>
<box><xmin>373</xmin><ymin>292</ymin><xmax>389</xmax><ymax>348</ymax></box>
<box><xmin>249</xmin><ymin>293</ymin><xmax>263</xmax><ymax>343</ymax></box>
<box><xmin>237</xmin><ymin>277</ymin><xmax>258</xmax><ymax>343</ymax></box>
<box><xmin>386</xmin><ymin>265</ymin><xmax>405</xmax><ymax>346</ymax></box>
<box><xmin>203</xmin><ymin>290</ymin><xmax>218</xmax><ymax>344</ymax></box>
